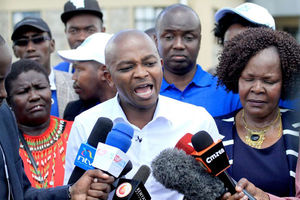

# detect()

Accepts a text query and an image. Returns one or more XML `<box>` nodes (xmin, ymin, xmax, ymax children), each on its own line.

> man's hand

<box><xmin>221</xmin><ymin>178</ymin><xmax>270</xmax><ymax>200</ymax></box>
<box><xmin>69</xmin><ymin>169</ymin><xmax>115</xmax><ymax>200</ymax></box>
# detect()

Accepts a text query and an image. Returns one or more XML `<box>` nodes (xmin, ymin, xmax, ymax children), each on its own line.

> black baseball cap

<box><xmin>61</xmin><ymin>0</ymin><xmax>103</xmax><ymax>24</ymax></box>
<box><xmin>11</xmin><ymin>17</ymin><xmax>52</xmax><ymax>41</ymax></box>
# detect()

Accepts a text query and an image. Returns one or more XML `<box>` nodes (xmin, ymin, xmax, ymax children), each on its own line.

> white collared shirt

<box><xmin>64</xmin><ymin>95</ymin><xmax>221</xmax><ymax>200</ymax></box>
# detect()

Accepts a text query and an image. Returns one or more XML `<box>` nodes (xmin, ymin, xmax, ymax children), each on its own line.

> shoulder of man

<box><xmin>53</xmin><ymin>61</ymin><xmax>71</xmax><ymax>72</ymax></box>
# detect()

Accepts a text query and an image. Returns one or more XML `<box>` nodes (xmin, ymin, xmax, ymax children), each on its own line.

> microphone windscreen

<box><xmin>132</xmin><ymin>165</ymin><xmax>151</xmax><ymax>185</ymax></box>
<box><xmin>105</xmin><ymin>122</ymin><xmax>134</xmax><ymax>153</ymax></box>
<box><xmin>87</xmin><ymin>117</ymin><xmax>113</xmax><ymax>147</ymax></box>
<box><xmin>191</xmin><ymin>131</ymin><xmax>214</xmax><ymax>152</ymax></box>
<box><xmin>151</xmin><ymin>148</ymin><xmax>225</xmax><ymax>200</ymax></box>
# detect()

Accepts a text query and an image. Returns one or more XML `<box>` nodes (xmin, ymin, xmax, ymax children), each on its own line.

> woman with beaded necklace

<box><xmin>215</xmin><ymin>27</ymin><xmax>300</xmax><ymax>198</ymax></box>
<box><xmin>5</xmin><ymin>59</ymin><xmax>73</xmax><ymax>188</ymax></box>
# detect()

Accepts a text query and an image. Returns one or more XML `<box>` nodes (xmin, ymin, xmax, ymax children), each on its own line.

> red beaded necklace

<box><xmin>19</xmin><ymin>117</ymin><xmax>69</xmax><ymax>188</ymax></box>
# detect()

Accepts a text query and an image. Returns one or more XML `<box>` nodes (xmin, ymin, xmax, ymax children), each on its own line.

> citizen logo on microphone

<box><xmin>206</xmin><ymin>148</ymin><xmax>225</xmax><ymax>164</ymax></box>
<box><xmin>192</xmin><ymin>140</ymin><xmax>230</xmax><ymax>176</ymax></box>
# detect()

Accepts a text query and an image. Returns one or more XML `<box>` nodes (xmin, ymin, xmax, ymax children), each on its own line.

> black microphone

<box><xmin>151</xmin><ymin>148</ymin><xmax>225</xmax><ymax>200</ymax></box>
<box><xmin>68</xmin><ymin>117</ymin><xmax>113</xmax><ymax>184</ymax></box>
<box><xmin>113</xmin><ymin>165</ymin><xmax>151</xmax><ymax>200</ymax></box>
<box><xmin>191</xmin><ymin>131</ymin><xmax>256</xmax><ymax>200</ymax></box>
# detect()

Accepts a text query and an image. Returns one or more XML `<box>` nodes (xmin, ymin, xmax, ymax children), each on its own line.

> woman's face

<box><xmin>238</xmin><ymin>46</ymin><xmax>282</xmax><ymax>118</ymax></box>
<box><xmin>9</xmin><ymin>70</ymin><xmax>51</xmax><ymax>126</ymax></box>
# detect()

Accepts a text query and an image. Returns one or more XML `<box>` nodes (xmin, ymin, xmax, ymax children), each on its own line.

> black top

<box><xmin>0</xmin><ymin>144</ymin><xmax>8</xmax><ymax>199</ymax></box>
<box><xmin>232</xmin><ymin>132</ymin><xmax>290</xmax><ymax>196</ymax></box>
<box><xmin>214</xmin><ymin>108</ymin><xmax>299</xmax><ymax>196</ymax></box>
<box><xmin>63</xmin><ymin>99</ymin><xmax>99</xmax><ymax>121</ymax></box>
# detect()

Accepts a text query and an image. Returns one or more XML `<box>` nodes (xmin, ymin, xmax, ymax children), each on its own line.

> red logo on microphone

<box><xmin>96</xmin><ymin>148</ymin><xmax>108</xmax><ymax>156</ymax></box>
<box><xmin>114</xmin><ymin>155</ymin><xmax>122</xmax><ymax>162</ymax></box>
<box><xmin>116</xmin><ymin>182</ymin><xmax>132</xmax><ymax>197</ymax></box>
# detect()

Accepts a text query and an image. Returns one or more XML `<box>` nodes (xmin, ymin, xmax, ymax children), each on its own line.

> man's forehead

<box><xmin>112</xmin><ymin>46</ymin><xmax>158</xmax><ymax>68</ymax></box>
<box><xmin>67</xmin><ymin>14</ymin><xmax>102</xmax><ymax>25</ymax></box>
<box><xmin>158</xmin><ymin>7</ymin><xmax>200</xmax><ymax>31</ymax></box>
<box><xmin>74</xmin><ymin>60</ymin><xmax>104</xmax><ymax>66</ymax></box>
<box><xmin>105</xmin><ymin>30</ymin><xmax>159</xmax><ymax>65</ymax></box>
<box><xmin>16</xmin><ymin>29</ymin><xmax>46</xmax><ymax>38</ymax></box>
<box><xmin>113</xmin><ymin>32</ymin><xmax>155</xmax><ymax>51</ymax></box>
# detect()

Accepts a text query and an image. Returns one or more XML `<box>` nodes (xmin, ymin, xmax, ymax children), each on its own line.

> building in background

<box><xmin>2</xmin><ymin>0</ymin><xmax>299</xmax><ymax>72</ymax></box>
<box><xmin>250</xmin><ymin>0</ymin><xmax>300</xmax><ymax>41</ymax></box>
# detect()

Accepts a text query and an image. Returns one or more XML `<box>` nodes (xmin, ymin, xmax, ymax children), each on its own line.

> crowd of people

<box><xmin>0</xmin><ymin>0</ymin><xmax>300</xmax><ymax>199</ymax></box>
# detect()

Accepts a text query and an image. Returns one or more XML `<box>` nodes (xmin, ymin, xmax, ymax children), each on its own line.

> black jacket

<box><xmin>63</xmin><ymin>99</ymin><xmax>99</xmax><ymax>121</ymax></box>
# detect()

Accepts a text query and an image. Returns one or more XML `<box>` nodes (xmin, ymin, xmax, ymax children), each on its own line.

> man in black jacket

<box><xmin>0</xmin><ymin>34</ymin><xmax>114</xmax><ymax>199</ymax></box>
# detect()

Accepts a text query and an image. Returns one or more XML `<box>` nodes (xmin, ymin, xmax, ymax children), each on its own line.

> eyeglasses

<box><xmin>14</xmin><ymin>35</ymin><xmax>51</xmax><ymax>46</ymax></box>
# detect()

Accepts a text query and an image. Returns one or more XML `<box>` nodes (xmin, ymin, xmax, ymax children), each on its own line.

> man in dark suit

<box><xmin>0</xmin><ymin>34</ymin><xmax>114</xmax><ymax>199</ymax></box>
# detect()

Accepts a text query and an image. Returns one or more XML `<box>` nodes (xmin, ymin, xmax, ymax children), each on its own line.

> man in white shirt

<box><xmin>64</xmin><ymin>29</ymin><xmax>221</xmax><ymax>200</ymax></box>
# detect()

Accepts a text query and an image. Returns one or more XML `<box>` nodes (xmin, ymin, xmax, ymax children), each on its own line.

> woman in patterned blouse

<box><xmin>5</xmin><ymin>59</ymin><xmax>73</xmax><ymax>188</ymax></box>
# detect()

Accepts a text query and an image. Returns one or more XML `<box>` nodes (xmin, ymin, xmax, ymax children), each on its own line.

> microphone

<box><xmin>191</xmin><ymin>131</ymin><xmax>231</xmax><ymax>177</ymax></box>
<box><xmin>68</xmin><ymin>117</ymin><xmax>113</xmax><ymax>184</ymax></box>
<box><xmin>191</xmin><ymin>131</ymin><xmax>256</xmax><ymax>200</ymax></box>
<box><xmin>92</xmin><ymin>122</ymin><xmax>134</xmax><ymax>178</ymax></box>
<box><xmin>113</xmin><ymin>165</ymin><xmax>151</xmax><ymax>200</ymax></box>
<box><xmin>69</xmin><ymin>119</ymin><xmax>133</xmax><ymax>184</ymax></box>
<box><xmin>174</xmin><ymin>133</ymin><xmax>194</xmax><ymax>155</ymax></box>
<box><xmin>151</xmin><ymin>148</ymin><xmax>225</xmax><ymax>200</ymax></box>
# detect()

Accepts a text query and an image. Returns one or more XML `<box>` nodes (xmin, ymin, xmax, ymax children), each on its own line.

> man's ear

<box><xmin>49</xmin><ymin>39</ymin><xmax>55</xmax><ymax>53</ymax></box>
<box><xmin>12</xmin><ymin>45</ymin><xmax>20</xmax><ymax>58</ymax></box>
<box><xmin>199</xmin><ymin>33</ymin><xmax>202</xmax><ymax>51</ymax></box>
<box><xmin>103</xmin><ymin>65</ymin><xmax>115</xmax><ymax>88</ymax></box>
<box><xmin>98</xmin><ymin>65</ymin><xmax>107</xmax><ymax>81</ymax></box>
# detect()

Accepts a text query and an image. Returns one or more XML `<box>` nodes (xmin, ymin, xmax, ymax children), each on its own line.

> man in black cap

<box><xmin>55</xmin><ymin>0</ymin><xmax>105</xmax><ymax>73</ymax></box>
<box><xmin>11</xmin><ymin>17</ymin><xmax>78</xmax><ymax>117</ymax></box>
<box><xmin>12</xmin><ymin>17</ymin><xmax>54</xmax><ymax>76</ymax></box>
<box><xmin>0</xmin><ymin>33</ymin><xmax>114</xmax><ymax>200</ymax></box>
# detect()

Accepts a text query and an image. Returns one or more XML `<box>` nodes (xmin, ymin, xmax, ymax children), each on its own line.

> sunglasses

<box><xmin>14</xmin><ymin>35</ymin><xmax>51</xmax><ymax>46</ymax></box>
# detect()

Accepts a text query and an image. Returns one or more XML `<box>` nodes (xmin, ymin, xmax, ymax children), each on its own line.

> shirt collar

<box><xmin>106</xmin><ymin>94</ymin><xmax>128</xmax><ymax>123</ymax></box>
<box><xmin>161</xmin><ymin>64</ymin><xmax>213</xmax><ymax>92</ymax></box>
<box><xmin>108</xmin><ymin>94</ymin><xmax>173</xmax><ymax>128</ymax></box>
<box><xmin>152</xmin><ymin>95</ymin><xmax>175</xmax><ymax>126</ymax></box>
<box><xmin>49</xmin><ymin>68</ymin><xmax>56</xmax><ymax>90</ymax></box>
